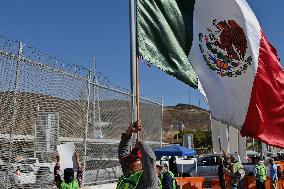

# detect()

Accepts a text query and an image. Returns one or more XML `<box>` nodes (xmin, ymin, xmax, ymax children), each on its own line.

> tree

<box><xmin>177</xmin><ymin>130</ymin><xmax>212</xmax><ymax>148</ymax></box>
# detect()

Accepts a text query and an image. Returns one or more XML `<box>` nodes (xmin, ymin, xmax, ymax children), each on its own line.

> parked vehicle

<box><xmin>184</xmin><ymin>154</ymin><xmax>255</xmax><ymax>181</ymax></box>
<box><xmin>16</xmin><ymin>164</ymin><xmax>36</xmax><ymax>184</ymax></box>
<box><xmin>0</xmin><ymin>164</ymin><xmax>36</xmax><ymax>188</ymax></box>
<box><xmin>17</xmin><ymin>158</ymin><xmax>55</xmax><ymax>172</ymax></box>
<box><xmin>160</xmin><ymin>156</ymin><xmax>197</xmax><ymax>167</ymax></box>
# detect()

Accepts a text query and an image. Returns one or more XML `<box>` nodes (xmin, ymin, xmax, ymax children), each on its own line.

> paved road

<box><xmin>86</xmin><ymin>183</ymin><xmax>117</xmax><ymax>189</ymax></box>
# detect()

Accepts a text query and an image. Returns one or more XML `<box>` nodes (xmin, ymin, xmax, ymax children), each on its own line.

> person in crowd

<box><xmin>222</xmin><ymin>150</ymin><xmax>231</xmax><ymax>168</ymax></box>
<box><xmin>269</xmin><ymin>158</ymin><xmax>278</xmax><ymax>189</ymax></box>
<box><xmin>116</xmin><ymin>120</ymin><xmax>158</xmax><ymax>189</ymax></box>
<box><xmin>254</xmin><ymin>156</ymin><xmax>267</xmax><ymax>189</ymax></box>
<box><xmin>163</xmin><ymin>163</ymin><xmax>169</xmax><ymax>171</ymax></box>
<box><xmin>156</xmin><ymin>164</ymin><xmax>177</xmax><ymax>189</ymax></box>
<box><xmin>223</xmin><ymin>155</ymin><xmax>245</xmax><ymax>189</ymax></box>
<box><xmin>54</xmin><ymin>152</ymin><xmax>83</xmax><ymax>189</ymax></box>
<box><xmin>218</xmin><ymin>157</ymin><xmax>226</xmax><ymax>189</ymax></box>
<box><xmin>221</xmin><ymin>150</ymin><xmax>232</xmax><ymax>187</ymax></box>
<box><xmin>168</xmin><ymin>156</ymin><xmax>178</xmax><ymax>177</ymax></box>
<box><xmin>277</xmin><ymin>164</ymin><xmax>283</xmax><ymax>180</ymax></box>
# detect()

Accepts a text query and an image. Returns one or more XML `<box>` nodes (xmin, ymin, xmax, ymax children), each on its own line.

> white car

<box><xmin>17</xmin><ymin>158</ymin><xmax>55</xmax><ymax>172</ymax></box>
<box><xmin>16</xmin><ymin>164</ymin><xmax>36</xmax><ymax>184</ymax></box>
<box><xmin>176</xmin><ymin>156</ymin><xmax>197</xmax><ymax>165</ymax></box>
<box><xmin>159</xmin><ymin>156</ymin><xmax>197</xmax><ymax>167</ymax></box>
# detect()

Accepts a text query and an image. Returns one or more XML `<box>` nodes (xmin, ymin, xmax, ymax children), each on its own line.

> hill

<box><xmin>163</xmin><ymin>103</ymin><xmax>211</xmax><ymax>143</ymax></box>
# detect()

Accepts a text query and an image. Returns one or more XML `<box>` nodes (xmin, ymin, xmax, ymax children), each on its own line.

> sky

<box><xmin>0</xmin><ymin>0</ymin><xmax>283</xmax><ymax>107</ymax></box>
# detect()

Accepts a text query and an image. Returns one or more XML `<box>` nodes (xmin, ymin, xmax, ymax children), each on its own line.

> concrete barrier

<box><xmin>211</xmin><ymin>179</ymin><xmax>222</xmax><ymax>189</ymax></box>
<box><xmin>176</xmin><ymin>177</ymin><xmax>205</xmax><ymax>189</ymax></box>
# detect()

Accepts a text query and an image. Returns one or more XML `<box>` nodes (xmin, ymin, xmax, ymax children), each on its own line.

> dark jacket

<box><xmin>168</xmin><ymin>157</ymin><xmax>178</xmax><ymax>176</ymax></box>
<box><xmin>161</xmin><ymin>171</ymin><xmax>176</xmax><ymax>189</ymax></box>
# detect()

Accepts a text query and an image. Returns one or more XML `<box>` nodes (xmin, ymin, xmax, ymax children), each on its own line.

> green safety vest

<box><xmin>230</xmin><ymin>162</ymin><xmax>245</xmax><ymax>186</ymax></box>
<box><xmin>116</xmin><ymin>171</ymin><xmax>143</xmax><ymax>189</ymax></box>
<box><xmin>158</xmin><ymin>171</ymin><xmax>177</xmax><ymax>189</ymax></box>
<box><xmin>235</xmin><ymin>162</ymin><xmax>241</xmax><ymax>171</ymax></box>
<box><xmin>60</xmin><ymin>180</ymin><xmax>80</xmax><ymax>189</ymax></box>
<box><xmin>256</xmin><ymin>163</ymin><xmax>267</xmax><ymax>182</ymax></box>
<box><xmin>158</xmin><ymin>178</ymin><xmax>162</xmax><ymax>189</ymax></box>
<box><xmin>234</xmin><ymin>162</ymin><xmax>245</xmax><ymax>177</ymax></box>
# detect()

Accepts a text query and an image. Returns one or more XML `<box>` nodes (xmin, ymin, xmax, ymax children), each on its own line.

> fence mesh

<box><xmin>0</xmin><ymin>36</ymin><xmax>162</xmax><ymax>188</ymax></box>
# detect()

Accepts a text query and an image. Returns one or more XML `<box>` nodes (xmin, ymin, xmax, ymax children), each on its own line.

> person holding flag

<box><xmin>116</xmin><ymin>120</ymin><xmax>159</xmax><ymax>189</ymax></box>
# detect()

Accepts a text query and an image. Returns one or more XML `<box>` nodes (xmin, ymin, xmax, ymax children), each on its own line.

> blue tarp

<box><xmin>154</xmin><ymin>145</ymin><xmax>196</xmax><ymax>157</ymax></box>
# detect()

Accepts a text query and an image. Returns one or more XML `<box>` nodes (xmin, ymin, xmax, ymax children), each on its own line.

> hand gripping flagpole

<box><xmin>129</xmin><ymin>0</ymin><xmax>140</xmax><ymax>141</ymax></box>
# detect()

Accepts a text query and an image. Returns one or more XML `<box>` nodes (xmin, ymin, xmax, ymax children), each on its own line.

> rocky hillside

<box><xmin>163</xmin><ymin>104</ymin><xmax>211</xmax><ymax>143</ymax></box>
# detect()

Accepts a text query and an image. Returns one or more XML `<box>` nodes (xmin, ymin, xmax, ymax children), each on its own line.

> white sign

<box><xmin>57</xmin><ymin>143</ymin><xmax>76</xmax><ymax>170</ymax></box>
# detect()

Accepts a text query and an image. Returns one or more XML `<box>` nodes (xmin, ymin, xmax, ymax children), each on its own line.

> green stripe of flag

<box><xmin>136</xmin><ymin>0</ymin><xmax>198</xmax><ymax>88</ymax></box>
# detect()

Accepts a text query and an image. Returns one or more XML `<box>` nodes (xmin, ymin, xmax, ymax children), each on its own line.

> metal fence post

<box><xmin>160</xmin><ymin>97</ymin><xmax>164</xmax><ymax>148</ymax></box>
<box><xmin>6</xmin><ymin>41</ymin><xmax>23</xmax><ymax>188</ymax></box>
<box><xmin>83</xmin><ymin>69</ymin><xmax>92</xmax><ymax>185</ymax></box>
<box><xmin>93</xmin><ymin>58</ymin><xmax>96</xmax><ymax>138</ymax></box>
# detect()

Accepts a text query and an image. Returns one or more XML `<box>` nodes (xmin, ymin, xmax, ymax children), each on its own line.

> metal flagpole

<box><xmin>136</xmin><ymin>57</ymin><xmax>140</xmax><ymax>140</ymax></box>
<box><xmin>129</xmin><ymin>0</ymin><xmax>140</xmax><ymax>141</ymax></box>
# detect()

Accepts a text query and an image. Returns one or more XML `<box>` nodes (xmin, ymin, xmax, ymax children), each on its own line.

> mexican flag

<box><xmin>137</xmin><ymin>0</ymin><xmax>284</xmax><ymax>147</ymax></box>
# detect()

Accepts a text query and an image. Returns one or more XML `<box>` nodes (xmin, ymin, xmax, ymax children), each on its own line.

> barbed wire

<box><xmin>0</xmin><ymin>35</ymin><xmax>19</xmax><ymax>54</ymax></box>
<box><xmin>0</xmin><ymin>35</ymin><xmax>90</xmax><ymax>78</ymax></box>
<box><xmin>0</xmin><ymin>34</ymin><xmax>162</xmax><ymax>104</ymax></box>
<box><xmin>24</xmin><ymin>44</ymin><xmax>90</xmax><ymax>78</ymax></box>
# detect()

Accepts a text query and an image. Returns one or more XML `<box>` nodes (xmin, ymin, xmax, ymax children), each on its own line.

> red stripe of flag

<box><xmin>241</xmin><ymin>30</ymin><xmax>284</xmax><ymax>148</ymax></box>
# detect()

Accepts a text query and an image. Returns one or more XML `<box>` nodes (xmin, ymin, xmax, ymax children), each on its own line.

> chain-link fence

<box><xmin>0</xmin><ymin>36</ymin><xmax>163</xmax><ymax>188</ymax></box>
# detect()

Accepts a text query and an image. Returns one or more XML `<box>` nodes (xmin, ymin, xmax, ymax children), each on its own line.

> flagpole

<box><xmin>136</xmin><ymin>59</ymin><xmax>140</xmax><ymax>141</ymax></box>
<box><xmin>129</xmin><ymin>0</ymin><xmax>140</xmax><ymax>140</ymax></box>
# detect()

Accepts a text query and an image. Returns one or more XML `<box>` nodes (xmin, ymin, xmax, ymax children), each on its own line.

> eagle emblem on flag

<box><xmin>198</xmin><ymin>19</ymin><xmax>252</xmax><ymax>77</ymax></box>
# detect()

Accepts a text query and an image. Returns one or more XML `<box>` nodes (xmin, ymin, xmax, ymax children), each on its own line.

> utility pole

<box><xmin>188</xmin><ymin>91</ymin><xmax>191</xmax><ymax>105</ymax></box>
<box><xmin>160</xmin><ymin>97</ymin><xmax>164</xmax><ymax>148</ymax></box>
<box><xmin>93</xmin><ymin>57</ymin><xmax>102</xmax><ymax>139</ymax></box>
<box><xmin>170</xmin><ymin>125</ymin><xmax>173</xmax><ymax>144</ymax></box>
